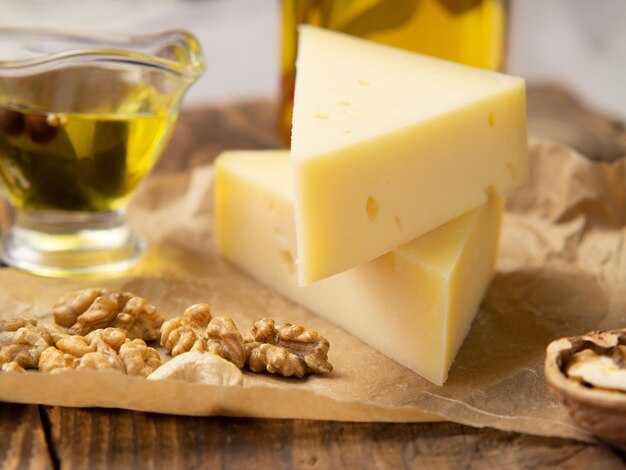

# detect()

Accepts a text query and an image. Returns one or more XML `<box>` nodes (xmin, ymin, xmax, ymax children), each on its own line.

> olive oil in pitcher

<box><xmin>0</xmin><ymin>103</ymin><xmax>172</xmax><ymax>212</ymax></box>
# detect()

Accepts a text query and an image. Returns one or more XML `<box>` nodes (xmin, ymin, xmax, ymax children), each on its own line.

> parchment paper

<box><xmin>0</xmin><ymin>139</ymin><xmax>624</xmax><ymax>443</ymax></box>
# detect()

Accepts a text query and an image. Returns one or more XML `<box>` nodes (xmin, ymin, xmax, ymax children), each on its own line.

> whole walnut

<box><xmin>53</xmin><ymin>288</ymin><xmax>164</xmax><ymax>341</ymax></box>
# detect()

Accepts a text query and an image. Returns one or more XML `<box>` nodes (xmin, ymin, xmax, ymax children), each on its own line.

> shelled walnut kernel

<box><xmin>0</xmin><ymin>318</ymin><xmax>59</xmax><ymax>371</ymax></box>
<box><xmin>53</xmin><ymin>288</ymin><xmax>165</xmax><ymax>341</ymax></box>
<box><xmin>148</xmin><ymin>351</ymin><xmax>243</xmax><ymax>386</ymax></box>
<box><xmin>244</xmin><ymin>318</ymin><xmax>333</xmax><ymax>378</ymax></box>
<box><xmin>160</xmin><ymin>304</ymin><xmax>246</xmax><ymax>368</ymax></box>
<box><xmin>565</xmin><ymin>346</ymin><xmax>626</xmax><ymax>391</ymax></box>
<box><xmin>39</xmin><ymin>327</ymin><xmax>161</xmax><ymax>377</ymax></box>
<box><xmin>1</xmin><ymin>362</ymin><xmax>25</xmax><ymax>373</ymax></box>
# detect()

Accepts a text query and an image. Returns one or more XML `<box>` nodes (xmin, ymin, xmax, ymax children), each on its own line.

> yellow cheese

<box><xmin>215</xmin><ymin>150</ymin><xmax>502</xmax><ymax>385</ymax></box>
<box><xmin>291</xmin><ymin>26</ymin><xmax>526</xmax><ymax>284</ymax></box>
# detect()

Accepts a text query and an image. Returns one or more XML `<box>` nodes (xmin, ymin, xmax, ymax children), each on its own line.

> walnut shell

<box><xmin>544</xmin><ymin>328</ymin><xmax>626</xmax><ymax>447</ymax></box>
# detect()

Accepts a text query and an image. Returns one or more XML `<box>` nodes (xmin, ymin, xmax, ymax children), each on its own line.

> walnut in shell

<box><xmin>53</xmin><ymin>288</ymin><xmax>164</xmax><ymax>341</ymax></box>
<box><xmin>160</xmin><ymin>304</ymin><xmax>246</xmax><ymax>368</ymax></box>
<box><xmin>148</xmin><ymin>351</ymin><xmax>243</xmax><ymax>386</ymax></box>
<box><xmin>544</xmin><ymin>328</ymin><xmax>626</xmax><ymax>447</ymax></box>
<box><xmin>566</xmin><ymin>348</ymin><xmax>626</xmax><ymax>391</ymax></box>
<box><xmin>244</xmin><ymin>318</ymin><xmax>333</xmax><ymax>378</ymax></box>
<box><xmin>39</xmin><ymin>327</ymin><xmax>161</xmax><ymax>377</ymax></box>
<box><xmin>0</xmin><ymin>318</ymin><xmax>60</xmax><ymax>371</ymax></box>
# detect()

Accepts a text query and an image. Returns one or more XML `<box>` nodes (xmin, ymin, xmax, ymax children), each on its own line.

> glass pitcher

<box><xmin>0</xmin><ymin>28</ymin><xmax>205</xmax><ymax>277</ymax></box>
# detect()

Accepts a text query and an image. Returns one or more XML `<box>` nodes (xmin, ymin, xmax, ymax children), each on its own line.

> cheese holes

<box><xmin>279</xmin><ymin>250</ymin><xmax>295</xmax><ymax>275</ymax></box>
<box><xmin>358</xmin><ymin>79</ymin><xmax>370</xmax><ymax>86</ymax></box>
<box><xmin>505</xmin><ymin>162</ymin><xmax>517</xmax><ymax>180</ymax></box>
<box><xmin>339</xmin><ymin>102</ymin><xmax>352</xmax><ymax>135</ymax></box>
<box><xmin>366</xmin><ymin>196</ymin><xmax>379</xmax><ymax>221</ymax></box>
<box><xmin>395</xmin><ymin>216</ymin><xmax>403</xmax><ymax>231</ymax></box>
<box><xmin>488</xmin><ymin>112</ymin><xmax>495</xmax><ymax>127</ymax></box>
<box><xmin>313</xmin><ymin>113</ymin><xmax>329</xmax><ymax>120</ymax></box>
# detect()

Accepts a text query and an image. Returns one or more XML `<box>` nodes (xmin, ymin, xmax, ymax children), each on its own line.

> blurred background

<box><xmin>1</xmin><ymin>0</ymin><xmax>624</xmax><ymax>121</ymax></box>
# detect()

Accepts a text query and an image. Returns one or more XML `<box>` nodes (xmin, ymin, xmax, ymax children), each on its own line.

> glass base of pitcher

<box><xmin>0</xmin><ymin>209</ymin><xmax>144</xmax><ymax>277</ymax></box>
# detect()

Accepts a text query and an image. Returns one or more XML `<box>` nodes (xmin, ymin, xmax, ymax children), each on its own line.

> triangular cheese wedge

<box><xmin>291</xmin><ymin>26</ymin><xmax>526</xmax><ymax>285</ymax></box>
<box><xmin>215</xmin><ymin>150</ymin><xmax>503</xmax><ymax>385</ymax></box>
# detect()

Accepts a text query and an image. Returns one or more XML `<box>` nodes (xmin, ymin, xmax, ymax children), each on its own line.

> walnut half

<box><xmin>244</xmin><ymin>318</ymin><xmax>333</xmax><ymax>378</ymax></box>
<box><xmin>0</xmin><ymin>318</ymin><xmax>58</xmax><ymax>371</ymax></box>
<box><xmin>39</xmin><ymin>327</ymin><xmax>161</xmax><ymax>377</ymax></box>
<box><xmin>148</xmin><ymin>351</ymin><xmax>243</xmax><ymax>386</ymax></box>
<box><xmin>566</xmin><ymin>347</ymin><xmax>626</xmax><ymax>392</ymax></box>
<box><xmin>160</xmin><ymin>304</ymin><xmax>246</xmax><ymax>368</ymax></box>
<box><xmin>53</xmin><ymin>288</ymin><xmax>164</xmax><ymax>341</ymax></box>
<box><xmin>544</xmin><ymin>328</ymin><xmax>626</xmax><ymax>447</ymax></box>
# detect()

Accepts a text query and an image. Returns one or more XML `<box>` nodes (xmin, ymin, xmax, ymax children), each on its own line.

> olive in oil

<box><xmin>0</xmin><ymin>104</ymin><xmax>172</xmax><ymax>212</ymax></box>
<box><xmin>280</xmin><ymin>0</ymin><xmax>509</xmax><ymax>142</ymax></box>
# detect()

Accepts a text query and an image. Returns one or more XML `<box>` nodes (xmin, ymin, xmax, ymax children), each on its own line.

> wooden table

<box><xmin>1</xmin><ymin>86</ymin><xmax>626</xmax><ymax>469</ymax></box>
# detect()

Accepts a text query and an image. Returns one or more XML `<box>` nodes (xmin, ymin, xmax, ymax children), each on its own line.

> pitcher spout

<box><xmin>0</xmin><ymin>28</ymin><xmax>205</xmax><ymax>114</ymax></box>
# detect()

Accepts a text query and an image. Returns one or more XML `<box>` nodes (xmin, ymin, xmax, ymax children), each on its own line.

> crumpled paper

<box><xmin>0</xmin><ymin>139</ymin><xmax>624</xmax><ymax>443</ymax></box>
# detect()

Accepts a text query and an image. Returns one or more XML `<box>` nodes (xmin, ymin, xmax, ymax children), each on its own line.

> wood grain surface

<box><xmin>1</xmin><ymin>85</ymin><xmax>626</xmax><ymax>469</ymax></box>
<box><xmin>38</xmin><ymin>408</ymin><xmax>626</xmax><ymax>469</ymax></box>
<box><xmin>0</xmin><ymin>403</ymin><xmax>53</xmax><ymax>470</ymax></box>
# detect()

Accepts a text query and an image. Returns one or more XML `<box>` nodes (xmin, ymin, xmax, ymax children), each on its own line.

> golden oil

<box><xmin>280</xmin><ymin>0</ymin><xmax>509</xmax><ymax>142</ymax></box>
<box><xmin>0</xmin><ymin>103</ymin><xmax>173</xmax><ymax>212</ymax></box>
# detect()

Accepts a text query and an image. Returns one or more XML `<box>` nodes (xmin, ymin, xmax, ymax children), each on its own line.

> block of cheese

<box><xmin>215</xmin><ymin>150</ymin><xmax>503</xmax><ymax>385</ymax></box>
<box><xmin>291</xmin><ymin>26</ymin><xmax>526</xmax><ymax>285</ymax></box>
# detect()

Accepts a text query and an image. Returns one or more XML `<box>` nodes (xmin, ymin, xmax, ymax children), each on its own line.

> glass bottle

<box><xmin>279</xmin><ymin>0</ymin><xmax>509</xmax><ymax>143</ymax></box>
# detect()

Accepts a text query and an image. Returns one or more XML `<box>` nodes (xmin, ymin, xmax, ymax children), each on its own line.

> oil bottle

<box><xmin>280</xmin><ymin>0</ymin><xmax>509</xmax><ymax>143</ymax></box>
